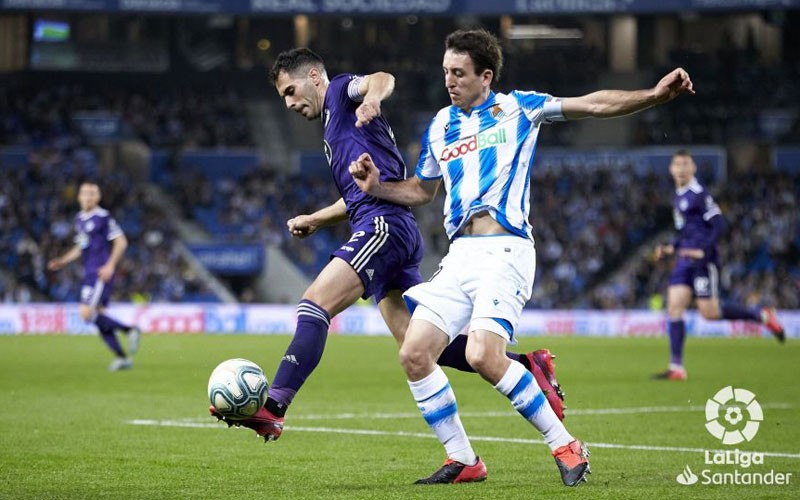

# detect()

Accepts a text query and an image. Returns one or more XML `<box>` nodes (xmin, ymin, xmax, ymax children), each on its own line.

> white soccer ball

<box><xmin>208</xmin><ymin>358</ymin><xmax>269</xmax><ymax>420</ymax></box>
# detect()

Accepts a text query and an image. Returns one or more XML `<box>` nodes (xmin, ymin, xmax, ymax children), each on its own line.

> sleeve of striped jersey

<box><xmin>415</xmin><ymin>123</ymin><xmax>441</xmax><ymax>180</ymax></box>
<box><xmin>107</xmin><ymin>217</ymin><xmax>124</xmax><ymax>241</ymax></box>
<box><xmin>347</xmin><ymin>75</ymin><xmax>365</xmax><ymax>103</ymax></box>
<box><xmin>512</xmin><ymin>90</ymin><xmax>564</xmax><ymax>124</ymax></box>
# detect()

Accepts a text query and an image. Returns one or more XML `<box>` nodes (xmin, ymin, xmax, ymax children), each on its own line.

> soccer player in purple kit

<box><xmin>209</xmin><ymin>48</ymin><xmax>566</xmax><ymax>441</ymax></box>
<box><xmin>653</xmin><ymin>150</ymin><xmax>785</xmax><ymax>381</ymax></box>
<box><xmin>47</xmin><ymin>181</ymin><xmax>141</xmax><ymax>371</ymax></box>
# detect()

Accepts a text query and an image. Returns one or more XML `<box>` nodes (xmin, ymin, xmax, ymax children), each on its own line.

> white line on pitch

<box><xmin>125</xmin><ymin>420</ymin><xmax>800</xmax><ymax>460</ymax></box>
<box><xmin>166</xmin><ymin>403</ymin><xmax>793</xmax><ymax>422</ymax></box>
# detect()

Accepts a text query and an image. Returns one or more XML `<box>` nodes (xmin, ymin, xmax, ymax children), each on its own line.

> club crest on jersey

<box><xmin>440</xmin><ymin>128</ymin><xmax>508</xmax><ymax>162</ymax></box>
<box><xmin>490</xmin><ymin>104</ymin><xmax>505</xmax><ymax>119</ymax></box>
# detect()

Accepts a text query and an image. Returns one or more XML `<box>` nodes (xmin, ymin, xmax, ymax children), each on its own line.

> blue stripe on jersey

<box><xmin>415</xmin><ymin>125</ymin><xmax>433</xmax><ymax>178</ymax></box>
<box><xmin>519</xmin><ymin>141</ymin><xmax>539</xmax><ymax>235</ymax></box>
<box><xmin>444</xmin><ymin>107</ymin><xmax>462</xmax><ymax>146</ymax></box>
<box><xmin>445</xmin><ymin>107</ymin><xmax>465</xmax><ymax>228</ymax></box>
<box><xmin>448</xmin><ymin>158</ymin><xmax>465</xmax><ymax>229</ymax></box>
<box><xmin>477</xmin><ymin>110</ymin><xmax>499</xmax><ymax>201</ymax></box>
<box><xmin>513</xmin><ymin>91</ymin><xmax>547</xmax><ymax>112</ymax></box>
<box><xmin>496</xmin><ymin>110</ymin><xmax>533</xmax><ymax>236</ymax></box>
<box><xmin>512</xmin><ymin>90</ymin><xmax>545</xmax><ymax>234</ymax></box>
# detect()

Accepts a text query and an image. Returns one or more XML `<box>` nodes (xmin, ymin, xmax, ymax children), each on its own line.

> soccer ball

<box><xmin>207</xmin><ymin>358</ymin><xmax>269</xmax><ymax>420</ymax></box>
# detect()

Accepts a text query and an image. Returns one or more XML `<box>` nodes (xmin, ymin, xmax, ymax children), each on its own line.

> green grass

<box><xmin>0</xmin><ymin>334</ymin><xmax>797</xmax><ymax>499</ymax></box>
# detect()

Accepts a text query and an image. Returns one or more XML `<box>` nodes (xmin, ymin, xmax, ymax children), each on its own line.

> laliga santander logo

<box><xmin>704</xmin><ymin>386</ymin><xmax>763</xmax><ymax>445</ymax></box>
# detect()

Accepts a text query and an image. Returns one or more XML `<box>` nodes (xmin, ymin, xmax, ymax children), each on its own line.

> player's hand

<box><xmin>355</xmin><ymin>99</ymin><xmax>381</xmax><ymax>128</ymax></box>
<box><xmin>653</xmin><ymin>67</ymin><xmax>695</xmax><ymax>103</ymax></box>
<box><xmin>97</xmin><ymin>263</ymin><xmax>115</xmax><ymax>283</ymax></box>
<box><xmin>287</xmin><ymin>214</ymin><xmax>319</xmax><ymax>239</ymax></box>
<box><xmin>678</xmin><ymin>248</ymin><xmax>705</xmax><ymax>260</ymax></box>
<box><xmin>349</xmin><ymin>153</ymin><xmax>381</xmax><ymax>195</ymax></box>
<box><xmin>47</xmin><ymin>259</ymin><xmax>63</xmax><ymax>271</ymax></box>
<box><xmin>654</xmin><ymin>244</ymin><xmax>674</xmax><ymax>261</ymax></box>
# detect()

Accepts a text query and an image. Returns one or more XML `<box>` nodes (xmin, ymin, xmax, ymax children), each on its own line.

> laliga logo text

<box><xmin>676</xmin><ymin>386</ymin><xmax>793</xmax><ymax>487</ymax></box>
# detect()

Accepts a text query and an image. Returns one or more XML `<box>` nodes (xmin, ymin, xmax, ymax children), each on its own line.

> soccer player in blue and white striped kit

<box><xmin>210</xmin><ymin>48</ymin><xmax>566</xmax><ymax>443</ymax></box>
<box><xmin>350</xmin><ymin>29</ymin><xmax>694</xmax><ymax>486</ymax></box>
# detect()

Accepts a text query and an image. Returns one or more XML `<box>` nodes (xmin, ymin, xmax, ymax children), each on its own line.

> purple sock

<box><xmin>268</xmin><ymin>299</ymin><xmax>330</xmax><ymax>411</ymax></box>
<box><xmin>95</xmin><ymin>321</ymin><xmax>126</xmax><ymax>357</ymax></box>
<box><xmin>437</xmin><ymin>334</ymin><xmax>522</xmax><ymax>373</ymax></box>
<box><xmin>721</xmin><ymin>304</ymin><xmax>760</xmax><ymax>322</ymax></box>
<box><xmin>96</xmin><ymin>313</ymin><xmax>131</xmax><ymax>333</ymax></box>
<box><xmin>668</xmin><ymin>319</ymin><xmax>685</xmax><ymax>367</ymax></box>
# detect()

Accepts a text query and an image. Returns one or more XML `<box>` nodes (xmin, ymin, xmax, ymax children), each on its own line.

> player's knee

<box><xmin>698</xmin><ymin>304</ymin><xmax>720</xmax><ymax>320</ymax></box>
<box><xmin>464</xmin><ymin>343</ymin><xmax>500</xmax><ymax>376</ymax></box>
<box><xmin>78</xmin><ymin>307</ymin><xmax>94</xmax><ymax>322</ymax></box>
<box><xmin>667</xmin><ymin>303</ymin><xmax>685</xmax><ymax>319</ymax></box>
<box><xmin>398</xmin><ymin>344</ymin><xmax>431</xmax><ymax>378</ymax></box>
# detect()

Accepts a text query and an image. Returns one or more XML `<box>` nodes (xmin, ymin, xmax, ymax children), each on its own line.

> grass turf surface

<box><xmin>0</xmin><ymin>334</ymin><xmax>797</xmax><ymax>499</ymax></box>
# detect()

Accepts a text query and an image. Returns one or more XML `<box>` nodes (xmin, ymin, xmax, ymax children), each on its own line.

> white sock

<box><xmin>408</xmin><ymin>365</ymin><xmax>476</xmax><ymax>465</ymax></box>
<box><xmin>495</xmin><ymin>360</ymin><xmax>573</xmax><ymax>451</ymax></box>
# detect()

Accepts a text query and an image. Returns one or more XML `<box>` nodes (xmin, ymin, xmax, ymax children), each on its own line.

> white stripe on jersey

<box><xmin>416</xmin><ymin>91</ymin><xmax>560</xmax><ymax>240</ymax></box>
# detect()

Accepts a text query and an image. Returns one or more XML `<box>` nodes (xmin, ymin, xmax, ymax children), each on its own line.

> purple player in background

<box><xmin>653</xmin><ymin>150</ymin><xmax>785</xmax><ymax>381</ymax></box>
<box><xmin>210</xmin><ymin>48</ymin><xmax>566</xmax><ymax>441</ymax></box>
<box><xmin>47</xmin><ymin>181</ymin><xmax>141</xmax><ymax>371</ymax></box>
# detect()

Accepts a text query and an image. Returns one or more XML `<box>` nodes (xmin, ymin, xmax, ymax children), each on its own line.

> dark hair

<box><xmin>673</xmin><ymin>148</ymin><xmax>692</xmax><ymax>158</ymax></box>
<box><xmin>269</xmin><ymin>48</ymin><xmax>326</xmax><ymax>84</ymax></box>
<box><xmin>445</xmin><ymin>29</ymin><xmax>503</xmax><ymax>83</ymax></box>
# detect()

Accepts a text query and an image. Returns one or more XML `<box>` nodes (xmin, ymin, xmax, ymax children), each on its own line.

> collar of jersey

<box><xmin>79</xmin><ymin>207</ymin><xmax>103</xmax><ymax>220</ymax></box>
<box><xmin>675</xmin><ymin>177</ymin><xmax>701</xmax><ymax>196</ymax></box>
<box><xmin>454</xmin><ymin>91</ymin><xmax>497</xmax><ymax>116</ymax></box>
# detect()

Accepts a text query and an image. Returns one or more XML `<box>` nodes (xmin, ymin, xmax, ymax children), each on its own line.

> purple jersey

<box><xmin>74</xmin><ymin>207</ymin><xmax>124</xmax><ymax>277</ymax></box>
<box><xmin>672</xmin><ymin>178</ymin><xmax>722</xmax><ymax>263</ymax></box>
<box><xmin>323</xmin><ymin>74</ymin><xmax>411</xmax><ymax>226</ymax></box>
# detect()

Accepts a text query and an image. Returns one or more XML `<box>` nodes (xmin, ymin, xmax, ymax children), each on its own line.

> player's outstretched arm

<box><xmin>47</xmin><ymin>244</ymin><xmax>82</xmax><ymax>271</ymax></box>
<box><xmin>561</xmin><ymin>67</ymin><xmax>694</xmax><ymax>120</ymax></box>
<box><xmin>287</xmin><ymin>198</ymin><xmax>348</xmax><ymax>239</ymax></box>
<box><xmin>355</xmin><ymin>72</ymin><xmax>395</xmax><ymax>128</ymax></box>
<box><xmin>349</xmin><ymin>152</ymin><xmax>439</xmax><ymax>206</ymax></box>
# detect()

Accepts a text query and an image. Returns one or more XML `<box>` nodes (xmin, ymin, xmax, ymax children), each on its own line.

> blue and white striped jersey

<box><xmin>415</xmin><ymin>90</ymin><xmax>563</xmax><ymax>240</ymax></box>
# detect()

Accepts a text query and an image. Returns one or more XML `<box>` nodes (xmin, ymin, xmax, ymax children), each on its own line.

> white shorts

<box><xmin>404</xmin><ymin>235</ymin><xmax>536</xmax><ymax>343</ymax></box>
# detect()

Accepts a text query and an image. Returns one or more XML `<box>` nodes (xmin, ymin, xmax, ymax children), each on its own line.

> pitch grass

<box><xmin>0</xmin><ymin>334</ymin><xmax>797</xmax><ymax>499</ymax></box>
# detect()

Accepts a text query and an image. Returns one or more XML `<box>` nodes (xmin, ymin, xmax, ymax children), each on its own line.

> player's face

<box><xmin>78</xmin><ymin>184</ymin><xmax>101</xmax><ymax>212</ymax></box>
<box><xmin>442</xmin><ymin>50</ymin><xmax>493</xmax><ymax>112</ymax></box>
<box><xmin>669</xmin><ymin>154</ymin><xmax>697</xmax><ymax>187</ymax></box>
<box><xmin>275</xmin><ymin>68</ymin><xmax>323</xmax><ymax>120</ymax></box>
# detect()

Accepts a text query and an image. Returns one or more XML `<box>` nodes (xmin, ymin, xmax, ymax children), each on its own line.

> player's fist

<box><xmin>349</xmin><ymin>153</ymin><xmax>381</xmax><ymax>195</ymax></box>
<box><xmin>47</xmin><ymin>259</ymin><xmax>63</xmax><ymax>271</ymax></box>
<box><xmin>355</xmin><ymin>99</ymin><xmax>381</xmax><ymax>128</ymax></box>
<box><xmin>654</xmin><ymin>244</ymin><xmax>674</xmax><ymax>261</ymax></box>
<box><xmin>654</xmin><ymin>67</ymin><xmax>695</xmax><ymax>103</ymax></box>
<box><xmin>287</xmin><ymin>215</ymin><xmax>317</xmax><ymax>239</ymax></box>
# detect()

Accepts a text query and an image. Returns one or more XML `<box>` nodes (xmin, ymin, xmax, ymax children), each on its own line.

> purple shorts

<box><xmin>331</xmin><ymin>214</ymin><xmax>423</xmax><ymax>303</ymax></box>
<box><xmin>669</xmin><ymin>257</ymin><xmax>719</xmax><ymax>299</ymax></box>
<box><xmin>80</xmin><ymin>275</ymin><xmax>114</xmax><ymax>308</ymax></box>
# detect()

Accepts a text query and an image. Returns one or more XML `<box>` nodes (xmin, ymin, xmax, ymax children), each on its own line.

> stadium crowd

<box><xmin>589</xmin><ymin>168</ymin><xmax>799</xmax><ymax>310</ymax></box>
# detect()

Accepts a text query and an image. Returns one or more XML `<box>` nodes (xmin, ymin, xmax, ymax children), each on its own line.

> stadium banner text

<box><xmin>186</xmin><ymin>244</ymin><xmax>264</xmax><ymax>275</ymax></box>
<box><xmin>1</xmin><ymin>0</ymin><xmax>797</xmax><ymax>15</ymax></box>
<box><xmin>0</xmin><ymin>304</ymin><xmax>797</xmax><ymax>338</ymax></box>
